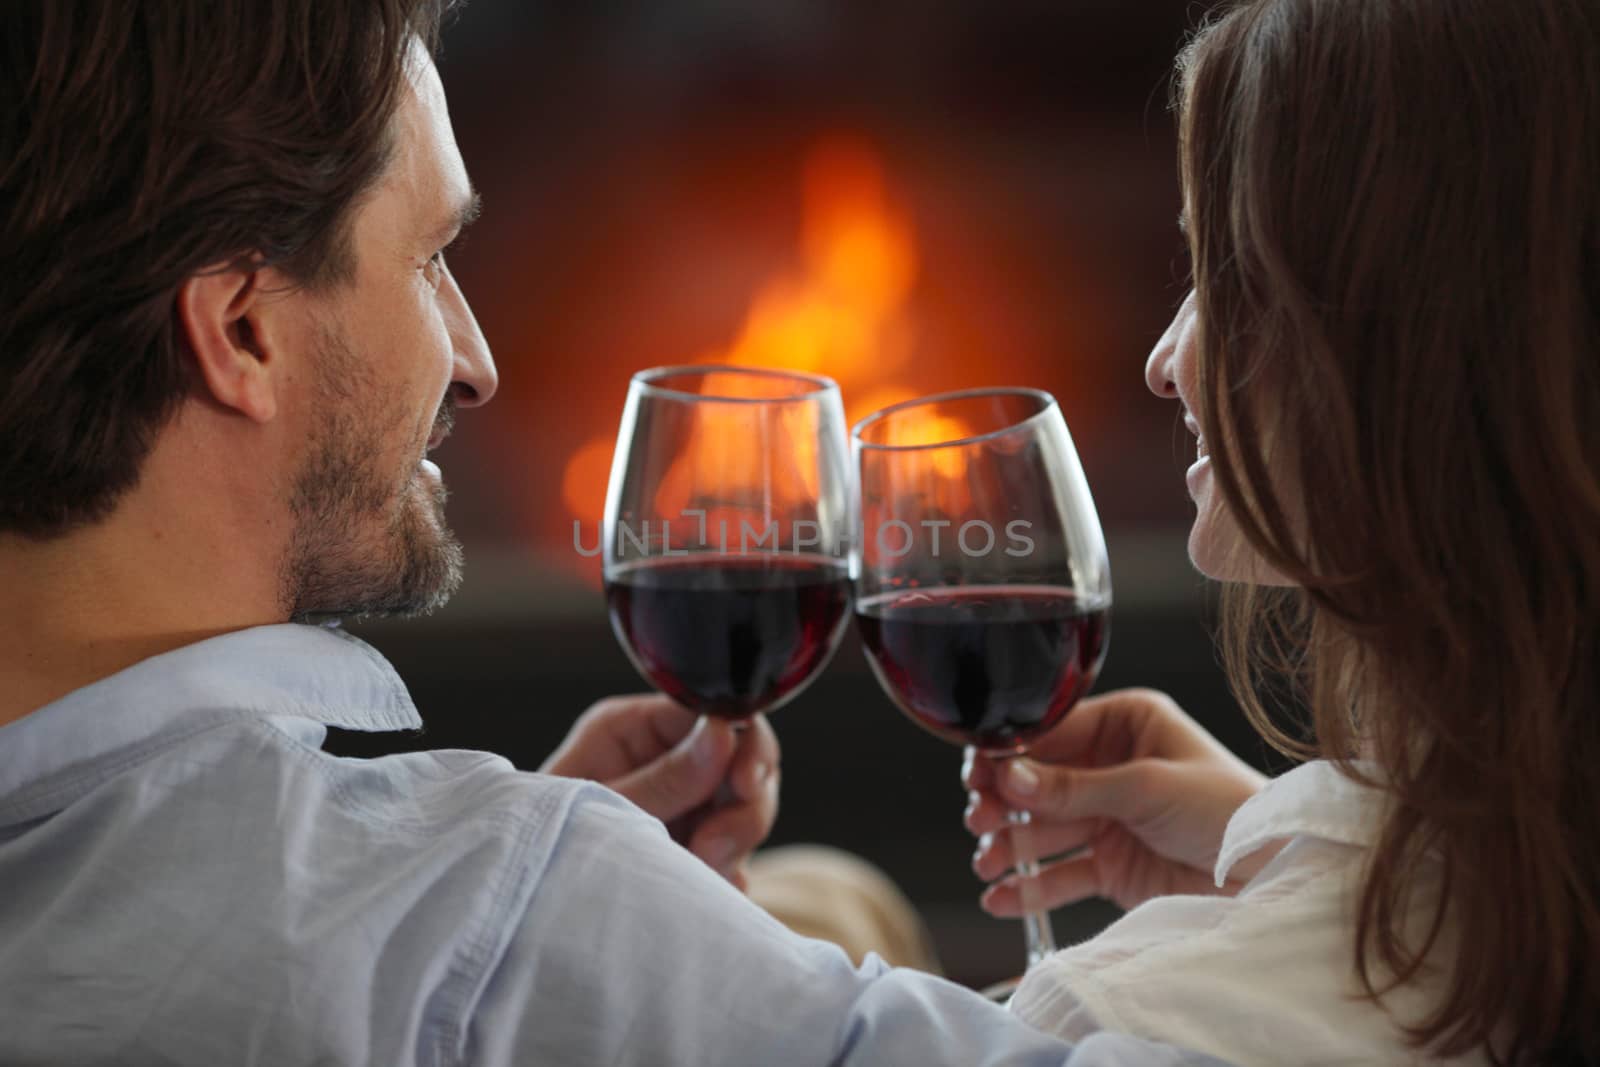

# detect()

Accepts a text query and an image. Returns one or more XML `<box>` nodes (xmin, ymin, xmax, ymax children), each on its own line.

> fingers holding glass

<box><xmin>850</xmin><ymin>387</ymin><xmax>1112</xmax><ymax>977</ymax></box>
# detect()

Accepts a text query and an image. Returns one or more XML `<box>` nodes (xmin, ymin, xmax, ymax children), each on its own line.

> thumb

<box><xmin>609</xmin><ymin>717</ymin><xmax>737</xmax><ymax>822</ymax></box>
<box><xmin>996</xmin><ymin>757</ymin><xmax>1153</xmax><ymax>824</ymax></box>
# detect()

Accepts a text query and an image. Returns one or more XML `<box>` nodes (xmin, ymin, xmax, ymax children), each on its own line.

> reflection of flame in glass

<box><xmin>649</xmin><ymin>400</ymin><xmax>824</xmax><ymax>541</ymax></box>
<box><xmin>873</xmin><ymin>409</ymin><xmax>971</xmax><ymax>479</ymax></box>
<box><xmin>561</xmin><ymin>135</ymin><xmax>926</xmax><ymax>527</ymax></box>
<box><xmin>859</xmin><ymin>406</ymin><xmax>982</xmax><ymax>559</ymax></box>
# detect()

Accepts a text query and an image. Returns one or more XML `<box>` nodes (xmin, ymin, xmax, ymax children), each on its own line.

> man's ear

<box><xmin>176</xmin><ymin>263</ymin><xmax>284</xmax><ymax>423</ymax></box>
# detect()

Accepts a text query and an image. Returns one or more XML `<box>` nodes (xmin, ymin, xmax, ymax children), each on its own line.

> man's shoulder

<box><xmin>0</xmin><ymin>716</ymin><xmax>655</xmax><ymax>1064</ymax></box>
<box><xmin>5</xmin><ymin>709</ymin><xmax>661</xmax><ymax>963</ymax></box>
<box><xmin>153</xmin><ymin>713</ymin><xmax>655</xmax><ymax>857</ymax></box>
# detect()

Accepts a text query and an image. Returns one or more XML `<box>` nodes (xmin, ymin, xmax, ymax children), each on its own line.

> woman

<box><xmin>966</xmin><ymin>1</ymin><xmax>1600</xmax><ymax>1063</ymax></box>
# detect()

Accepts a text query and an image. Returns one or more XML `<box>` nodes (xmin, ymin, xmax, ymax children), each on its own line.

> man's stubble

<box><xmin>281</xmin><ymin>325</ymin><xmax>463</xmax><ymax>623</ymax></box>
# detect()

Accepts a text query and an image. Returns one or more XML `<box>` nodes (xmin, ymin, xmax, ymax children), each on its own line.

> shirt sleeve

<box><xmin>458</xmin><ymin>782</ymin><xmax>1218</xmax><ymax>1067</ymax></box>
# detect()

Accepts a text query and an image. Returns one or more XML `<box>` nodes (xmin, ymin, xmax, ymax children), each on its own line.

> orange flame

<box><xmin>562</xmin><ymin>135</ymin><xmax>973</xmax><ymax>547</ymax></box>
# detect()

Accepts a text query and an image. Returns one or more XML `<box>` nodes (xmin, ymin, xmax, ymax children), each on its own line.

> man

<box><xmin>0</xmin><ymin>2</ymin><xmax>1231</xmax><ymax>1063</ymax></box>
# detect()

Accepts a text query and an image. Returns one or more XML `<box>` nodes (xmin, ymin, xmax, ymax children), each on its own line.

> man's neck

<box><xmin>0</xmin><ymin>501</ymin><xmax>285</xmax><ymax>728</ymax></box>
<box><xmin>0</xmin><ymin>624</ymin><xmax>239</xmax><ymax>730</ymax></box>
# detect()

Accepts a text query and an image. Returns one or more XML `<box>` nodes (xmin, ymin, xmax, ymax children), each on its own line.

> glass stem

<box><xmin>1007</xmin><ymin>807</ymin><xmax>1057</xmax><ymax>968</ymax></box>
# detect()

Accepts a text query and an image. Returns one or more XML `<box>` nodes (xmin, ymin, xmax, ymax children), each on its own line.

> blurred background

<box><xmin>333</xmin><ymin>0</ymin><xmax>1283</xmax><ymax>990</ymax></box>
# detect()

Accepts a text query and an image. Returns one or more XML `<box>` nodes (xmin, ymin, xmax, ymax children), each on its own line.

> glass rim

<box><xmin>851</xmin><ymin>387</ymin><xmax>1059</xmax><ymax>452</ymax></box>
<box><xmin>630</xmin><ymin>364</ymin><xmax>841</xmax><ymax>405</ymax></box>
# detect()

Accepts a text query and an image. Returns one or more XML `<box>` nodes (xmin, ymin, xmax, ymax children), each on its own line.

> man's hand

<box><xmin>963</xmin><ymin>688</ymin><xmax>1270</xmax><ymax>915</ymax></box>
<box><xmin>540</xmin><ymin>694</ymin><xmax>780</xmax><ymax>889</ymax></box>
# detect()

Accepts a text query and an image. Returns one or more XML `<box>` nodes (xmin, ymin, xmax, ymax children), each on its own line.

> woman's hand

<box><xmin>964</xmin><ymin>688</ymin><xmax>1269</xmax><ymax>915</ymax></box>
<box><xmin>541</xmin><ymin>694</ymin><xmax>780</xmax><ymax>889</ymax></box>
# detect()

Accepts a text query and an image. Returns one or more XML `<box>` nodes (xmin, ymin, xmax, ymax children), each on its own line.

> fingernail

<box><xmin>687</xmin><ymin>719</ymin><xmax>719</xmax><ymax>767</ymax></box>
<box><xmin>964</xmin><ymin>790</ymin><xmax>980</xmax><ymax>820</ymax></box>
<box><xmin>752</xmin><ymin>760</ymin><xmax>772</xmax><ymax>784</ymax></box>
<box><xmin>705</xmin><ymin>836</ymin><xmax>737</xmax><ymax>868</ymax></box>
<box><xmin>1007</xmin><ymin>760</ymin><xmax>1040</xmax><ymax>796</ymax></box>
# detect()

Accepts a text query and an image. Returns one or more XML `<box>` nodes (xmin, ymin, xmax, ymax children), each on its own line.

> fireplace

<box><xmin>424</xmin><ymin>1</ymin><xmax>1212</xmax><ymax>580</ymax></box>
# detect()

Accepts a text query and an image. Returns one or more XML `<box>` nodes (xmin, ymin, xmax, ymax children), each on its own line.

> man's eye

<box><xmin>423</xmin><ymin>250</ymin><xmax>447</xmax><ymax>285</ymax></box>
<box><xmin>426</xmin><ymin>233</ymin><xmax>465</xmax><ymax>280</ymax></box>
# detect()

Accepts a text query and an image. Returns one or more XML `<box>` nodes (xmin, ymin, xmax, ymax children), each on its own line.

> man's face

<box><xmin>281</xmin><ymin>49</ymin><xmax>496</xmax><ymax>621</ymax></box>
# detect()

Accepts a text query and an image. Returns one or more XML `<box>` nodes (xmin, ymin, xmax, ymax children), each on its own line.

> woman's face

<box><xmin>1145</xmin><ymin>291</ymin><xmax>1291</xmax><ymax>585</ymax></box>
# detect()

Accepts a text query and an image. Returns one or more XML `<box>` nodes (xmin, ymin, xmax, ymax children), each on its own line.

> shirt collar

<box><xmin>0</xmin><ymin>623</ymin><xmax>420</xmax><ymax>806</ymax></box>
<box><xmin>1214</xmin><ymin>759</ymin><xmax>1390</xmax><ymax>886</ymax></box>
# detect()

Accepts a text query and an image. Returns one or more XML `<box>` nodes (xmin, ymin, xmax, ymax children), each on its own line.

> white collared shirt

<box><xmin>1010</xmin><ymin>761</ymin><xmax>1488</xmax><ymax>1067</ymax></box>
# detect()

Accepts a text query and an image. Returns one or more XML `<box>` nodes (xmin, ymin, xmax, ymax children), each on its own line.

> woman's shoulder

<box><xmin>1011</xmin><ymin>815</ymin><xmax>1474</xmax><ymax>1066</ymax></box>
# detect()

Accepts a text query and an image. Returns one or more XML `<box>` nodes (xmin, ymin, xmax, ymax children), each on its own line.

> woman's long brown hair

<box><xmin>1178</xmin><ymin>1</ymin><xmax>1600</xmax><ymax>1062</ymax></box>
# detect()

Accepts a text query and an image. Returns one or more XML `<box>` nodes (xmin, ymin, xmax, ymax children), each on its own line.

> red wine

<box><xmin>856</xmin><ymin>586</ymin><xmax>1109</xmax><ymax>752</ymax></box>
<box><xmin>606</xmin><ymin>553</ymin><xmax>851</xmax><ymax>719</ymax></box>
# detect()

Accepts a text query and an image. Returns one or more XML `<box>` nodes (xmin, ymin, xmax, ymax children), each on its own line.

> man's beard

<box><xmin>280</xmin><ymin>329</ymin><xmax>464</xmax><ymax>623</ymax></box>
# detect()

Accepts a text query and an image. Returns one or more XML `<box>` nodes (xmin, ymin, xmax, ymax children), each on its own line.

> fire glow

<box><xmin>560</xmin><ymin>136</ymin><xmax>976</xmax><ymax>550</ymax></box>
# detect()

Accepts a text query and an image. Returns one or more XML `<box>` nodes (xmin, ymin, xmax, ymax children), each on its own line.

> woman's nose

<box><xmin>1145</xmin><ymin>291</ymin><xmax>1194</xmax><ymax>399</ymax></box>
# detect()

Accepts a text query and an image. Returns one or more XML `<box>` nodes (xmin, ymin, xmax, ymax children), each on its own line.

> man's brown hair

<box><xmin>0</xmin><ymin>0</ymin><xmax>452</xmax><ymax>537</ymax></box>
<box><xmin>1179</xmin><ymin>0</ymin><xmax>1600</xmax><ymax>1062</ymax></box>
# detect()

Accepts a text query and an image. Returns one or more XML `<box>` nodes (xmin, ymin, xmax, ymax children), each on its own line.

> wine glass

<box><xmin>602</xmin><ymin>365</ymin><xmax>853</xmax><ymax>724</ymax></box>
<box><xmin>851</xmin><ymin>387</ymin><xmax>1111</xmax><ymax>991</ymax></box>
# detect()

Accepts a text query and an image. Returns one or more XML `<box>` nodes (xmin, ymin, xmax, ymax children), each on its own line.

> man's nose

<box><xmin>441</xmin><ymin>266</ymin><xmax>498</xmax><ymax>408</ymax></box>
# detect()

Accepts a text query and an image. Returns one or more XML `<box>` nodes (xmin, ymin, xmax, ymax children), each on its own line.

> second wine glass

<box><xmin>602</xmin><ymin>365</ymin><xmax>853</xmax><ymax>722</ymax></box>
<box><xmin>851</xmin><ymin>387</ymin><xmax>1112</xmax><ymax>984</ymax></box>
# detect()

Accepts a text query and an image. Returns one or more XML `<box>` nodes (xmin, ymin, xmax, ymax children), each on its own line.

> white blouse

<box><xmin>1010</xmin><ymin>760</ymin><xmax>1489</xmax><ymax>1066</ymax></box>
